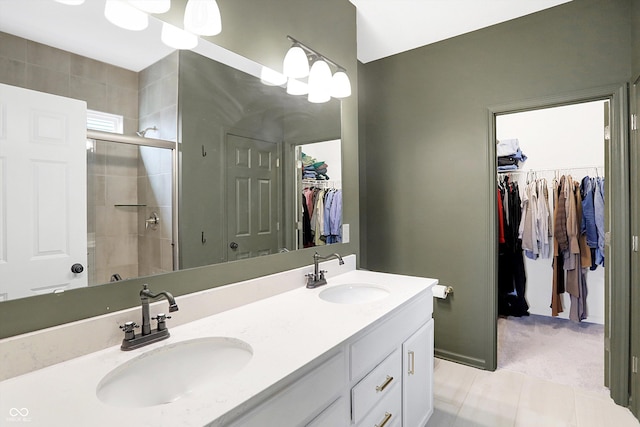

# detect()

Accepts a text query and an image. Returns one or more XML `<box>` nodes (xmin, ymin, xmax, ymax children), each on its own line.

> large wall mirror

<box><xmin>0</xmin><ymin>1</ymin><xmax>342</xmax><ymax>303</ymax></box>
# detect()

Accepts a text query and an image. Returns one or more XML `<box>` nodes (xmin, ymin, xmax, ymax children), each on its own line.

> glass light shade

<box><xmin>128</xmin><ymin>0</ymin><xmax>170</xmax><ymax>13</ymax></box>
<box><xmin>286</xmin><ymin>78</ymin><xmax>308</xmax><ymax>96</ymax></box>
<box><xmin>54</xmin><ymin>0</ymin><xmax>85</xmax><ymax>5</ymax></box>
<box><xmin>184</xmin><ymin>0</ymin><xmax>222</xmax><ymax>36</ymax></box>
<box><xmin>282</xmin><ymin>45</ymin><xmax>309</xmax><ymax>78</ymax></box>
<box><xmin>161</xmin><ymin>22</ymin><xmax>198</xmax><ymax>49</ymax></box>
<box><xmin>260</xmin><ymin>67</ymin><xmax>287</xmax><ymax>86</ymax></box>
<box><xmin>104</xmin><ymin>0</ymin><xmax>149</xmax><ymax>31</ymax></box>
<box><xmin>330</xmin><ymin>70</ymin><xmax>352</xmax><ymax>98</ymax></box>
<box><xmin>307</xmin><ymin>59</ymin><xmax>332</xmax><ymax>103</ymax></box>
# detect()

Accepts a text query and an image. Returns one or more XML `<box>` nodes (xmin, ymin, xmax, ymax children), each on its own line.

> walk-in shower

<box><xmin>86</xmin><ymin>130</ymin><xmax>178</xmax><ymax>286</ymax></box>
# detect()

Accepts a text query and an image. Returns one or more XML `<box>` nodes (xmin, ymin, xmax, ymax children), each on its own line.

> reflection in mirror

<box><xmin>297</xmin><ymin>140</ymin><xmax>343</xmax><ymax>249</ymax></box>
<box><xmin>0</xmin><ymin>2</ymin><xmax>342</xmax><ymax>301</ymax></box>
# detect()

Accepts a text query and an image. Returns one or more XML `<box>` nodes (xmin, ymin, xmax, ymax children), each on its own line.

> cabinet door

<box><xmin>402</xmin><ymin>319</ymin><xmax>434</xmax><ymax>427</ymax></box>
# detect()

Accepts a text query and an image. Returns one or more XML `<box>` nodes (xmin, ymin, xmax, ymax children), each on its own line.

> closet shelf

<box><xmin>114</xmin><ymin>204</ymin><xmax>147</xmax><ymax>207</ymax></box>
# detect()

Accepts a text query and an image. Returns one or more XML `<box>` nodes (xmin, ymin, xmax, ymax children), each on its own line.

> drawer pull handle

<box><xmin>408</xmin><ymin>350</ymin><xmax>415</xmax><ymax>375</ymax></box>
<box><xmin>375</xmin><ymin>412</ymin><xmax>392</xmax><ymax>427</ymax></box>
<box><xmin>375</xmin><ymin>375</ymin><xmax>394</xmax><ymax>392</ymax></box>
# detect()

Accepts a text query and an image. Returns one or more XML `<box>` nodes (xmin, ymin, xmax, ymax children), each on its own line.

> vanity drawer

<box><xmin>350</xmin><ymin>292</ymin><xmax>431</xmax><ymax>380</ymax></box>
<box><xmin>351</xmin><ymin>348</ymin><xmax>401</xmax><ymax>424</ymax></box>
<box><xmin>355</xmin><ymin>379</ymin><xmax>401</xmax><ymax>427</ymax></box>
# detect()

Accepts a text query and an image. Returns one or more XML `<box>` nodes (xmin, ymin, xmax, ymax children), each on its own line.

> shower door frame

<box><xmin>87</xmin><ymin>130</ymin><xmax>179</xmax><ymax>276</ymax></box>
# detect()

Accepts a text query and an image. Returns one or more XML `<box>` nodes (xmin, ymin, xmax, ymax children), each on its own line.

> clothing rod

<box><xmin>497</xmin><ymin>166</ymin><xmax>603</xmax><ymax>174</ymax></box>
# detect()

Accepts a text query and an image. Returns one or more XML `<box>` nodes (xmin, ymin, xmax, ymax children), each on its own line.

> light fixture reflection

<box><xmin>104</xmin><ymin>0</ymin><xmax>149</xmax><ymax>31</ymax></box>
<box><xmin>260</xmin><ymin>67</ymin><xmax>287</xmax><ymax>86</ymax></box>
<box><xmin>286</xmin><ymin>78</ymin><xmax>308</xmax><ymax>96</ymax></box>
<box><xmin>161</xmin><ymin>22</ymin><xmax>198</xmax><ymax>49</ymax></box>
<box><xmin>307</xmin><ymin>59</ymin><xmax>332</xmax><ymax>103</ymax></box>
<box><xmin>184</xmin><ymin>0</ymin><xmax>222</xmax><ymax>36</ymax></box>
<box><xmin>283</xmin><ymin>45</ymin><xmax>309</xmax><ymax>78</ymax></box>
<box><xmin>128</xmin><ymin>0</ymin><xmax>171</xmax><ymax>14</ymax></box>
<box><xmin>330</xmin><ymin>70</ymin><xmax>352</xmax><ymax>98</ymax></box>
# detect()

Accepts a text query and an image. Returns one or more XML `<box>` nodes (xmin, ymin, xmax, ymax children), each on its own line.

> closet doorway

<box><xmin>495</xmin><ymin>99</ymin><xmax>609</xmax><ymax>394</ymax></box>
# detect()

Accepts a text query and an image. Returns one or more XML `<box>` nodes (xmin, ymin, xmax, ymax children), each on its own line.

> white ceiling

<box><xmin>350</xmin><ymin>0</ymin><xmax>572</xmax><ymax>63</ymax></box>
<box><xmin>0</xmin><ymin>0</ymin><xmax>572</xmax><ymax>71</ymax></box>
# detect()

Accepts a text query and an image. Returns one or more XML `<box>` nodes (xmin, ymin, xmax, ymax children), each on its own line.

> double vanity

<box><xmin>0</xmin><ymin>255</ymin><xmax>437</xmax><ymax>426</ymax></box>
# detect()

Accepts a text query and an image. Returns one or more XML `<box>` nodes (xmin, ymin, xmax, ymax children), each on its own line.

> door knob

<box><xmin>71</xmin><ymin>263</ymin><xmax>84</xmax><ymax>274</ymax></box>
<box><xmin>229</xmin><ymin>242</ymin><xmax>239</xmax><ymax>250</ymax></box>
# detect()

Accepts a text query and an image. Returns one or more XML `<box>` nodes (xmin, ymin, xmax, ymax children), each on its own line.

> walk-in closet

<box><xmin>495</xmin><ymin>99</ymin><xmax>609</xmax><ymax>394</ymax></box>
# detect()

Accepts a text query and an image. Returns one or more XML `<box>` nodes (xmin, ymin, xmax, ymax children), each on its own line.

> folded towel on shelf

<box><xmin>497</xmin><ymin>138</ymin><xmax>521</xmax><ymax>157</ymax></box>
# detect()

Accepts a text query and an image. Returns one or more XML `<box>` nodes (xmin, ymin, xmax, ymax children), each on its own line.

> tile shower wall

<box><xmin>138</xmin><ymin>53</ymin><xmax>178</xmax><ymax>276</ymax></box>
<box><xmin>89</xmin><ymin>141</ymin><xmax>140</xmax><ymax>284</ymax></box>
<box><xmin>0</xmin><ymin>31</ymin><xmax>139</xmax><ymax>135</ymax></box>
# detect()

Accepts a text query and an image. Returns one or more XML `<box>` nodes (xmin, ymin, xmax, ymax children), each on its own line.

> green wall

<box><xmin>0</xmin><ymin>0</ymin><xmax>358</xmax><ymax>338</ymax></box>
<box><xmin>360</xmin><ymin>0</ymin><xmax>633</xmax><ymax>368</ymax></box>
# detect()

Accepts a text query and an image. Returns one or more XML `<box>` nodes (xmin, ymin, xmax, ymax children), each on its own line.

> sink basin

<box><xmin>96</xmin><ymin>337</ymin><xmax>253</xmax><ymax>408</ymax></box>
<box><xmin>319</xmin><ymin>283</ymin><xmax>390</xmax><ymax>304</ymax></box>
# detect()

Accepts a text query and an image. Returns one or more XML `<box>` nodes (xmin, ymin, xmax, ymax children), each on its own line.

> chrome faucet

<box><xmin>120</xmin><ymin>284</ymin><xmax>179</xmax><ymax>350</ymax></box>
<box><xmin>306</xmin><ymin>252</ymin><xmax>344</xmax><ymax>288</ymax></box>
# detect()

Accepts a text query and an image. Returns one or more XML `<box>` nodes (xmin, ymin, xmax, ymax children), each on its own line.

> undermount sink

<box><xmin>96</xmin><ymin>337</ymin><xmax>253</xmax><ymax>408</ymax></box>
<box><xmin>319</xmin><ymin>283</ymin><xmax>390</xmax><ymax>304</ymax></box>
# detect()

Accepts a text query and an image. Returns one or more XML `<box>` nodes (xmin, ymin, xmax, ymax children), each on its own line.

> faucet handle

<box><xmin>152</xmin><ymin>313</ymin><xmax>172</xmax><ymax>332</ymax></box>
<box><xmin>119</xmin><ymin>321</ymin><xmax>139</xmax><ymax>340</ymax></box>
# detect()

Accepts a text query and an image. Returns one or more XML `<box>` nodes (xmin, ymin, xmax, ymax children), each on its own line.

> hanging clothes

<box><xmin>497</xmin><ymin>176</ymin><xmax>529</xmax><ymax>317</ymax></box>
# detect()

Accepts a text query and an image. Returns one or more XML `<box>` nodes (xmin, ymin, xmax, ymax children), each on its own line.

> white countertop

<box><xmin>0</xmin><ymin>267</ymin><xmax>436</xmax><ymax>426</ymax></box>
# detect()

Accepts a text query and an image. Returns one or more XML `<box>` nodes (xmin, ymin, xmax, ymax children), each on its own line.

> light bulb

<box><xmin>330</xmin><ymin>70</ymin><xmax>351</xmax><ymax>98</ymax></box>
<box><xmin>128</xmin><ymin>0</ymin><xmax>171</xmax><ymax>14</ymax></box>
<box><xmin>104</xmin><ymin>0</ymin><xmax>149</xmax><ymax>31</ymax></box>
<box><xmin>184</xmin><ymin>0</ymin><xmax>222</xmax><ymax>36</ymax></box>
<box><xmin>161</xmin><ymin>22</ymin><xmax>198</xmax><ymax>49</ymax></box>
<box><xmin>286</xmin><ymin>78</ymin><xmax>308</xmax><ymax>96</ymax></box>
<box><xmin>283</xmin><ymin>45</ymin><xmax>309</xmax><ymax>78</ymax></box>
<box><xmin>307</xmin><ymin>59</ymin><xmax>332</xmax><ymax>103</ymax></box>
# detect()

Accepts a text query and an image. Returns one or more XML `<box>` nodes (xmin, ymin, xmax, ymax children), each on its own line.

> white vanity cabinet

<box><xmin>349</xmin><ymin>290</ymin><xmax>433</xmax><ymax>427</ymax></box>
<box><xmin>402</xmin><ymin>319</ymin><xmax>435</xmax><ymax>427</ymax></box>
<box><xmin>228</xmin><ymin>289</ymin><xmax>434</xmax><ymax>427</ymax></box>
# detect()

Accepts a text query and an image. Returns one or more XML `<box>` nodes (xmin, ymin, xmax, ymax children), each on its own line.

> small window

<box><xmin>87</xmin><ymin>110</ymin><xmax>124</xmax><ymax>134</ymax></box>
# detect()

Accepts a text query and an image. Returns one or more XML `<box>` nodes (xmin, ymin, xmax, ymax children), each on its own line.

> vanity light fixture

<box><xmin>104</xmin><ymin>0</ymin><xmax>149</xmax><ymax>31</ymax></box>
<box><xmin>184</xmin><ymin>0</ymin><xmax>222</xmax><ymax>36</ymax></box>
<box><xmin>330</xmin><ymin>69</ymin><xmax>352</xmax><ymax>99</ymax></box>
<box><xmin>283</xmin><ymin>35</ymin><xmax>352</xmax><ymax>102</ymax></box>
<box><xmin>128</xmin><ymin>0</ymin><xmax>171</xmax><ymax>14</ymax></box>
<box><xmin>161</xmin><ymin>22</ymin><xmax>198</xmax><ymax>49</ymax></box>
<box><xmin>283</xmin><ymin>44</ymin><xmax>310</xmax><ymax>78</ymax></box>
<box><xmin>307</xmin><ymin>58</ymin><xmax>332</xmax><ymax>103</ymax></box>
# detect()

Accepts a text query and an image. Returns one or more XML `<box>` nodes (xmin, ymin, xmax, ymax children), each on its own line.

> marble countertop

<box><xmin>0</xmin><ymin>267</ymin><xmax>436</xmax><ymax>426</ymax></box>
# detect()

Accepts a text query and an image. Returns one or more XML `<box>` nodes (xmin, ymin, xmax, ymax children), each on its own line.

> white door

<box><xmin>0</xmin><ymin>83</ymin><xmax>87</xmax><ymax>300</ymax></box>
<box><xmin>226</xmin><ymin>133</ymin><xmax>280</xmax><ymax>261</ymax></box>
<box><xmin>402</xmin><ymin>319</ymin><xmax>434</xmax><ymax>427</ymax></box>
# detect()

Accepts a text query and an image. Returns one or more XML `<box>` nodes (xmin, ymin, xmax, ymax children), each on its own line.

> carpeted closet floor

<box><xmin>497</xmin><ymin>314</ymin><xmax>608</xmax><ymax>394</ymax></box>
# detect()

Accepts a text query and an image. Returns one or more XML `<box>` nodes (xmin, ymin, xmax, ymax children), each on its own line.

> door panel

<box><xmin>0</xmin><ymin>84</ymin><xmax>87</xmax><ymax>300</ymax></box>
<box><xmin>226</xmin><ymin>133</ymin><xmax>279</xmax><ymax>261</ymax></box>
<box><xmin>630</xmin><ymin>80</ymin><xmax>640</xmax><ymax>420</ymax></box>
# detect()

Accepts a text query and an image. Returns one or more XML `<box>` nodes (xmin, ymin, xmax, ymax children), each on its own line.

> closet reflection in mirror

<box><xmin>297</xmin><ymin>140</ymin><xmax>343</xmax><ymax>249</ymax></box>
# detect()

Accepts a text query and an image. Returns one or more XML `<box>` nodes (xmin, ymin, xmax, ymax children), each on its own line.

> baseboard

<box><xmin>435</xmin><ymin>348</ymin><xmax>488</xmax><ymax>370</ymax></box>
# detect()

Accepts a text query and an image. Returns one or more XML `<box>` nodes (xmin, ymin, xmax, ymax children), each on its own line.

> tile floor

<box><xmin>427</xmin><ymin>358</ymin><xmax>640</xmax><ymax>427</ymax></box>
